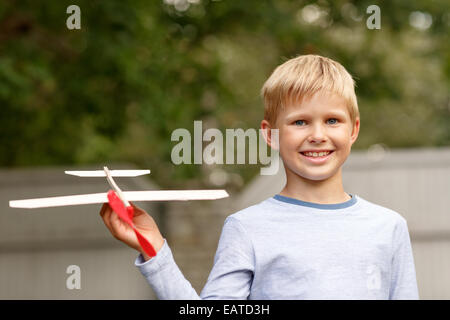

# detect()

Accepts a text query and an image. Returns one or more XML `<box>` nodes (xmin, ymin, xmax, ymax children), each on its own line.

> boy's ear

<box><xmin>261</xmin><ymin>120</ymin><xmax>279</xmax><ymax>150</ymax></box>
<box><xmin>350</xmin><ymin>117</ymin><xmax>360</xmax><ymax>145</ymax></box>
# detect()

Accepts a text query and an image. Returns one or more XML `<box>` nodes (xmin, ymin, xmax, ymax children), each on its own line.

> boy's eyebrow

<box><xmin>285</xmin><ymin>110</ymin><xmax>348</xmax><ymax>120</ymax></box>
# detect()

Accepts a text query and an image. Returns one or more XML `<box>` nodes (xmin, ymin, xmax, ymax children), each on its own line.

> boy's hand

<box><xmin>99</xmin><ymin>202</ymin><xmax>165</xmax><ymax>261</ymax></box>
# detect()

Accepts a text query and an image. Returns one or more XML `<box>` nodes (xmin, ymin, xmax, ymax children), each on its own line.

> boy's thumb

<box><xmin>130</xmin><ymin>202</ymin><xmax>144</xmax><ymax>213</ymax></box>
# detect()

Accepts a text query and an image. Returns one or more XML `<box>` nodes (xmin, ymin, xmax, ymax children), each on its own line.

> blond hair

<box><xmin>261</xmin><ymin>54</ymin><xmax>359</xmax><ymax>126</ymax></box>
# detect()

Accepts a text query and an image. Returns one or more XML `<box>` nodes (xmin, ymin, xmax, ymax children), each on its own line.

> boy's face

<box><xmin>262</xmin><ymin>92</ymin><xmax>359</xmax><ymax>182</ymax></box>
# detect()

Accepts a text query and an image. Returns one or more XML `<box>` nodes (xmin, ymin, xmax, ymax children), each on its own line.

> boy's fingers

<box><xmin>130</xmin><ymin>202</ymin><xmax>141</xmax><ymax>212</ymax></box>
<box><xmin>130</xmin><ymin>202</ymin><xmax>148</xmax><ymax>215</ymax></box>
<box><xmin>100</xmin><ymin>204</ymin><xmax>131</xmax><ymax>242</ymax></box>
<box><xmin>99</xmin><ymin>203</ymin><xmax>108</xmax><ymax>217</ymax></box>
<box><xmin>109</xmin><ymin>209</ymin><xmax>126</xmax><ymax>238</ymax></box>
<box><xmin>101</xmin><ymin>205</ymin><xmax>114</xmax><ymax>233</ymax></box>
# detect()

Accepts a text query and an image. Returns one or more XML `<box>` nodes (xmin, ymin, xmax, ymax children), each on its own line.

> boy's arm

<box><xmin>135</xmin><ymin>239</ymin><xmax>201</xmax><ymax>299</ymax></box>
<box><xmin>135</xmin><ymin>216</ymin><xmax>255</xmax><ymax>300</ymax></box>
<box><xmin>389</xmin><ymin>219</ymin><xmax>419</xmax><ymax>299</ymax></box>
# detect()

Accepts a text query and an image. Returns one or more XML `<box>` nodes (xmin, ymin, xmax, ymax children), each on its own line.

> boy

<box><xmin>99</xmin><ymin>54</ymin><xmax>419</xmax><ymax>299</ymax></box>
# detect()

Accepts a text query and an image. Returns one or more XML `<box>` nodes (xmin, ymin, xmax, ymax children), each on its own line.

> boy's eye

<box><xmin>327</xmin><ymin>118</ymin><xmax>338</xmax><ymax>125</ymax></box>
<box><xmin>294</xmin><ymin>119</ymin><xmax>338</xmax><ymax>126</ymax></box>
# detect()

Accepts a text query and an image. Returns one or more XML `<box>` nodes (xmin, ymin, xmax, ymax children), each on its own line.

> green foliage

<box><xmin>0</xmin><ymin>0</ymin><xmax>449</xmax><ymax>188</ymax></box>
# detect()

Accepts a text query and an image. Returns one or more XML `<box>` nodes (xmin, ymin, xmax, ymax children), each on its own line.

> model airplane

<box><xmin>9</xmin><ymin>167</ymin><xmax>229</xmax><ymax>208</ymax></box>
<box><xmin>9</xmin><ymin>167</ymin><xmax>229</xmax><ymax>257</ymax></box>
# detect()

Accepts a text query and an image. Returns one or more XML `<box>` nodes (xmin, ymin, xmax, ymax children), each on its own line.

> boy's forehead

<box><xmin>282</xmin><ymin>92</ymin><xmax>350</xmax><ymax>116</ymax></box>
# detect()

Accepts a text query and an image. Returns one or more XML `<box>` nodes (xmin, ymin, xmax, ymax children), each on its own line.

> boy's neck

<box><xmin>280</xmin><ymin>168</ymin><xmax>351</xmax><ymax>204</ymax></box>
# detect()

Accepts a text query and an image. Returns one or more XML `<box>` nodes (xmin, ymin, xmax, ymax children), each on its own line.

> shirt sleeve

<box><xmin>135</xmin><ymin>238</ymin><xmax>200</xmax><ymax>300</ymax></box>
<box><xmin>200</xmin><ymin>216</ymin><xmax>255</xmax><ymax>299</ymax></box>
<box><xmin>135</xmin><ymin>216</ymin><xmax>255</xmax><ymax>300</ymax></box>
<box><xmin>389</xmin><ymin>219</ymin><xmax>419</xmax><ymax>299</ymax></box>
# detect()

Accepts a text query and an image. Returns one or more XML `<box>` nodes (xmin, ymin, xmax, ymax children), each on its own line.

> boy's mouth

<box><xmin>299</xmin><ymin>150</ymin><xmax>334</xmax><ymax>163</ymax></box>
<box><xmin>300</xmin><ymin>150</ymin><xmax>334</xmax><ymax>157</ymax></box>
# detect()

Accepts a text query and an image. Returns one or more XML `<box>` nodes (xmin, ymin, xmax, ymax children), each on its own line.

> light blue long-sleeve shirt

<box><xmin>135</xmin><ymin>194</ymin><xmax>419</xmax><ymax>299</ymax></box>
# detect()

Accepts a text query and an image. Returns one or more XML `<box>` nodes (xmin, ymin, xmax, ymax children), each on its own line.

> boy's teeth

<box><xmin>303</xmin><ymin>151</ymin><xmax>331</xmax><ymax>157</ymax></box>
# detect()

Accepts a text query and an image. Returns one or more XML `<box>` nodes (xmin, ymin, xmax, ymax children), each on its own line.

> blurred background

<box><xmin>0</xmin><ymin>0</ymin><xmax>449</xmax><ymax>299</ymax></box>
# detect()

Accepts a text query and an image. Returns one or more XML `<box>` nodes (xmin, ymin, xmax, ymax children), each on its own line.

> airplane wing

<box><xmin>9</xmin><ymin>190</ymin><xmax>229</xmax><ymax>209</ymax></box>
<box><xmin>65</xmin><ymin>170</ymin><xmax>151</xmax><ymax>177</ymax></box>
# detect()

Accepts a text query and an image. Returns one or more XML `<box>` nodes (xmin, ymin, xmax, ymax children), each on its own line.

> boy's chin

<box><xmin>286</xmin><ymin>167</ymin><xmax>338</xmax><ymax>182</ymax></box>
<box><xmin>301</xmin><ymin>173</ymin><xmax>335</xmax><ymax>182</ymax></box>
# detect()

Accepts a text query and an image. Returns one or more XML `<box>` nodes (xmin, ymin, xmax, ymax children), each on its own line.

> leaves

<box><xmin>1</xmin><ymin>0</ymin><xmax>449</xmax><ymax>188</ymax></box>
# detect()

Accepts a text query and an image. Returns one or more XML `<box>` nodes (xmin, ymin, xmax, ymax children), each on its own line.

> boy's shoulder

<box><xmin>227</xmin><ymin>194</ymin><xmax>408</xmax><ymax>227</ymax></box>
<box><xmin>225</xmin><ymin>197</ymin><xmax>278</xmax><ymax>224</ymax></box>
<box><xmin>355</xmin><ymin>195</ymin><xmax>408</xmax><ymax>225</ymax></box>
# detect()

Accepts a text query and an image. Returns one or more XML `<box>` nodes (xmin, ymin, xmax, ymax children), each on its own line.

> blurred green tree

<box><xmin>0</xmin><ymin>0</ymin><xmax>449</xmax><ymax>188</ymax></box>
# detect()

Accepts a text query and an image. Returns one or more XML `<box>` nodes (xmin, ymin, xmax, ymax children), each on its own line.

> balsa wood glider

<box><xmin>9</xmin><ymin>167</ymin><xmax>229</xmax><ymax>209</ymax></box>
<box><xmin>9</xmin><ymin>167</ymin><xmax>229</xmax><ymax>257</ymax></box>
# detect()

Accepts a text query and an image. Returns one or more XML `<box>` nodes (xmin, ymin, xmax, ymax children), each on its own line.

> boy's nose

<box><xmin>307</xmin><ymin>124</ymin><xmax>327</xmax><ymax>143</ymax></box>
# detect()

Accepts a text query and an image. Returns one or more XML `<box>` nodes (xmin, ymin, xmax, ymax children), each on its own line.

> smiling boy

<box><xmin>100</xmin><ymin>54</ymin><xmax>419</xmax><ymax>299</ymax></box>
